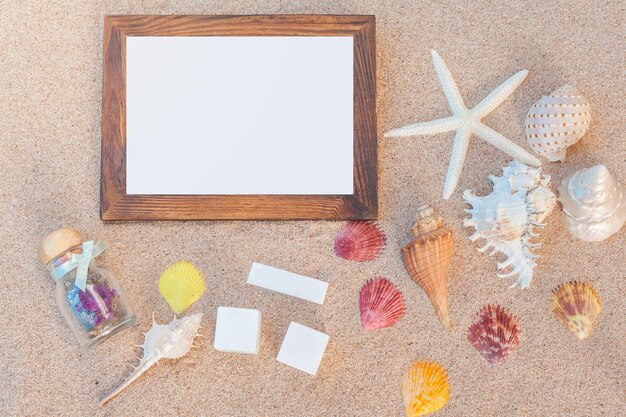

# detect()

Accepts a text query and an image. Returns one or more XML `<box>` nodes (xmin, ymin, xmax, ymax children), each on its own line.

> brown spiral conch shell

<box><xmin>401</xmin><ymin>205</ymin><xmax>455</xmax><ymax>330</ymax></box>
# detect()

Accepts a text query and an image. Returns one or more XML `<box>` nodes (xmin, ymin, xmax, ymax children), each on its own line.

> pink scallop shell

<box><xmin>359</xmin><ymin>277</ymin><xmax>406</xmax><ymax>330</ymax></box>
<box><xmin>333</xmin><ymin>221</ymin><xmax>386</xmax><ymax>262</ymax></box>
<box><xmin>467</xmin><ymin>305</ymin><xmax>520</xmax><ymax>364</ymax></box>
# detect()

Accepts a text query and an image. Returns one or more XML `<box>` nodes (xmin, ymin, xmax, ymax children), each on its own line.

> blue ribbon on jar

<box><xmin>48</xmin><ymin>241</ymin><xmax>108</xmax><ymax>291</ymax></box>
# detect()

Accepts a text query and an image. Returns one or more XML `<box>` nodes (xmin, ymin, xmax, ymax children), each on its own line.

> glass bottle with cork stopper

<box><xmin>40</xmin><ymin>228</ymin><xmax>136</xmax><ymax>348</ymax></box>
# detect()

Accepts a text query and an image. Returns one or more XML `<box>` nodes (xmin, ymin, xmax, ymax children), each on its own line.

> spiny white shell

<box><xmin>525</xmin><ymin>85</ymin><xmax>591</xmax><ymax>162</ymax></box>
<box><xmin>463</xmin><ymin>161</ymin><xmax>556</xmax><ymax>289</ymax></box>
<box><xmin>100</xmin><ymin>313</ymin><xmax>203</xmax><ymax>406</ymax></box>
<box><xmin>558</xmin><ymin>165</ymin><xmax>626</xmax><ymax>241</ymax></box>
<box><xmin>144</xmin><ymin>313</ymin><xmax>203</xmax><ymax>360</ymax></box>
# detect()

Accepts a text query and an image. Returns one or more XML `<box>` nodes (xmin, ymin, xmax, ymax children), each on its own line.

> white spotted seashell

<box><xmin>558</xmin><ymin>165</ymin><xmax>625</xmax><ymax>242</ymax></box>
<box><xmin>525</xmin><ymin>85</ymin><xmax>591</xmax><ymax>162</ymax></box>
<box><xmin>464</xmin><ymin>161</ymin><xmax>556</xmax><ymax>289</ymax></box>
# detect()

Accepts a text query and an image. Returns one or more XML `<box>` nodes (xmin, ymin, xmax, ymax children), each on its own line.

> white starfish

<box><xmin>385</xmin><ymin>50</ymin><xmax>541</xmax><ymax>199</ymax></box>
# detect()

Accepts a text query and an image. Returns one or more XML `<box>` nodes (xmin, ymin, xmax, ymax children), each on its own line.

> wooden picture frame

<box><xmin>101</xmin><ymin>15</ymin><xmax>377</xmax><ymax>221</ymax></box>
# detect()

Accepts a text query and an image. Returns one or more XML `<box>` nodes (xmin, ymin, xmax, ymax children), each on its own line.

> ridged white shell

<box><xmin>463</xmin><ymin>161</ymin><xmax>556</xmax><ymax>289</ymax></box>
<box><xmin>558</xmin><ymin>165</ymin><xmax>625</xmax><ymax>241</ymax></box>
<box><xmin>525</xmin><ymin>85</ymin><xmax>591</xmax><ymax>162</ymax></box>
<box><xmin>99</xmin><ymin>313</ymin><xmax>202</xmax><ymax>406</ymax></box>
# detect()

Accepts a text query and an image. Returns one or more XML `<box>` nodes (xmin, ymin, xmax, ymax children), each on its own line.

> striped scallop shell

<box><xmin>467</xmin><ymin>305</ymin><xmax>520</xmax><ymax>364</ymax></box>
<box><xmin>359</xmin><ymin>277</ymin><xmax>406</xmax><ymax>330</ymax></box>
<box><xmin>525</xmin><ymin>85</ymin><xmax>591</xmax><ymax>162</ymax></box>
<box><xmin>159</xmin><ymin>261</ymin><xmax>205</xmax><ymax>314</ymax></box>
<box><xmin>333</xmin><ymin>221</ymin><xmax>386</xmax><ymax>262</ymax></box>
<box><xmin>402</xmin><ymin>360</ymin><xmax>450</xmax><ymax>417</ymax></box>
<box><xmin>551</xmin><ymin>281</ymin><xmax>602</xmax><ymax>340</ymax></box>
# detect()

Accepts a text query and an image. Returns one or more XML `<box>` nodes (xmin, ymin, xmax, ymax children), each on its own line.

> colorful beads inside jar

<box><xmin>40</xmin><ymin>228</ymin><xmax>136</xmax><ymax>347</ymax></box>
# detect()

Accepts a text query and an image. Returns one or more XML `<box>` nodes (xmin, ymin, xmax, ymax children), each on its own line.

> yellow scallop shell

<box><xmin>551</xmin><ymin>281</ymin><xmax>602</xmax><ymax>340</ymax></box>
<box><xmin>159</xmin><ymin>261</ymin><xmax>205</xmax><ymax>314</ymax></box>
<box><xmin>402</xmin><ymin>360</ymin><xmax>450</xmax><ymax>417</ymax></box>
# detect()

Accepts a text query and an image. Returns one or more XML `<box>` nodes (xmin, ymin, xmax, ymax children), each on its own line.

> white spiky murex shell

<box><xmin>558</xmin><ymin>165</ymin><xmax>625</xmax><ymax>241</ymax></box>
<box><xmin>525</xmin><ymin>85</ymin><xmax>591</xmax><ymax>162</ymax></box>
<box><xmin>463</xmin><ymin>161</ymin><xmax>556</xmax><ymax>289</ymax></box>
<box><xmin>99</xmin><ymin>313</ymin><xmax>203</xmax><ymax>406</ymax></box>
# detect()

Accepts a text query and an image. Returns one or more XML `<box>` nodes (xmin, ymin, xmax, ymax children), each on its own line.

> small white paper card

<box><xmin>277</xmin><ymin>322</ymin><xmax>329</xmax><ymax>376</ymax></box>
<box><xmin>246</xmin><ymin>262</ymin><xmax>328</xmax><ymax>304</ymax></box>
<box><xmin>214</xmin><ymin>307</ymin><xmax>261</xmax><ymax>354</ymax></box>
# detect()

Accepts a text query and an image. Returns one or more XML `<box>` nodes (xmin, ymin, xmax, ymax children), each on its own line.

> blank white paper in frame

<box><xmin>125</xmin><ymin>36</ymin><xmax>354</xmax><ymax>195</ymax></box>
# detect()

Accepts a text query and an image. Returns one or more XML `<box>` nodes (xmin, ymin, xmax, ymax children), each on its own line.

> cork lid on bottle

<box><xmin>39</xmin><ymin>228</ymin><xmax>84</xmax><ymax>265</ymax></box>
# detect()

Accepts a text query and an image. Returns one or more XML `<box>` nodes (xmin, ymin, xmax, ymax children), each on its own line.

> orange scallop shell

<box><xmin>402</xmin><ymin>360</ymin><xmax>450</xmax><ymax>417</ymax></box>
<box><xmin>359</xmin><ymin>277</ymin><xmax>406</xmax><ymax>330</ymax></box>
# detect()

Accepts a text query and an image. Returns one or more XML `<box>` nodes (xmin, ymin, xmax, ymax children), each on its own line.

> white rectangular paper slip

<box><xmin>246</xmin><ymin>262</ymin><xmax>328</xmax><ymax>304</ymax></box>
<box><xmin>277</xmin><ymin>322</ymin><xmax>329</xmax><ymax>376</ymax></box>
<box><xmin>214</xmin><ymin>307</ymin><xmax>262</xmax><ymax>354</ymax></box>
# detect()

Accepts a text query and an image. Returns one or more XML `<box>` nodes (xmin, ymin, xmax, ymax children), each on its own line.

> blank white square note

<box><xmin>276</xmin><ymin>322</ymin><xmax>329</xmax><ymax>376</ymax></box>
<box><xmin>214</xmin><ymin>307</ymin><xmax>262</xmax><ymax>354</ymax></box>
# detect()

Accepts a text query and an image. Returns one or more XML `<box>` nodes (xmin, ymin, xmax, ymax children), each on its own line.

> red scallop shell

<box><xmin>333</xmin><ymin>221</ymin><xmax>386</xmax><ymax>262</ymax></box>
<box><xmin>359</xmin><ymin>277</ymin><xmax>406</xmax><ymax>330</ymax></box>
<box><xmin>467</xmin><ymin>305</ymin><xmax>520</xmax><ymax>364</ymax></box>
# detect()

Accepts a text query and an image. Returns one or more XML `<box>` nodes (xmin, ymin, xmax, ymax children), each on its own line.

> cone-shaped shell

<box><xmin>359</xmin><ymin>277</ymin><xmax>406</xmax><ymax>330</ymax></box>
<box><xmin>551</xmin><ymin>281</ymin><xmax>602</xmax><ymax>339</ymax></box>
<box><xmin>525</xmin><ymin>84</ymin><xmax>591</xmax><ymax>162</ymax></box>
<box><xmin>333</xmin><ymin>221</ymin><xmax>386</xmax><ymax>262</ymax></box>
<box><xmin>558</xmin><ymin>165</ymin><xmax>626</xmax><ymax>241</ymax></box>
<box><xmin>159</xmin><ymin>261</ymin><xmax>205</xmax><ymax>314</ymax></box>
<box><xmin>401</xmin><ymin>206</ymin><xmax>455</xmax><ymax>329</ymax></box>
<box><xmin>467</xmin><ymin>305</ymin><xmax>520</xmax><ymax>364</ymax></box>
<box><xmin>402</xmin><ymin>360</ymin><xmax>450</xmax><ymax>417</ymax></box>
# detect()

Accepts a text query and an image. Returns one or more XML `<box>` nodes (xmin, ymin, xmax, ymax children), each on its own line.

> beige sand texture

<box><xmin>0</xmin><ymin>1</ymin><xmax>624</xmax><ymax>416</ymax></box>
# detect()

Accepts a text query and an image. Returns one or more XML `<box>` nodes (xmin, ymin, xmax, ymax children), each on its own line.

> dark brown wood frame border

<box><xmin>101</xmin><ymin>15</ymin><xmax>377</xmax><ymax>221</ymax></box>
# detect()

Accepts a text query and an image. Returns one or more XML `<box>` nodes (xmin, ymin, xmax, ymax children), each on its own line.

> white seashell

<box><xmin>99</xmin><ymin>313</ymin><xmax>203</xmax><ymax>406</ymax></box>
<box><xmin>463</xmin><ymin>161</ymin><xmax>556</xmax><ymax>289</ymax></box>
<box><xmin>525</xmin><ymin>85</ymin><xmax>591</xmax><ymax>162</ymax></box>
<box><xmin>558</xmin><ymin>165</ymin><xmax>625</xmax><ymax>241</ymax></box>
